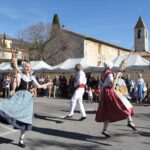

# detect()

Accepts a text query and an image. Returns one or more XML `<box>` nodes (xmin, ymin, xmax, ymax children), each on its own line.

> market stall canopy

<box><xmin>51</xmin><ymin>58</ymin><xmax>102</xmax><ymax>72</ymax></box>
<box><xmin>30</xmin><ymin>60</ymin><xmax>52</xmax><ymax>72</ymax></box>
<box><xmin>0</xmin><ymin>60</ymin><xmax>53</xmax><ymax>73</ymax></box>
<box><xmin>51</xmin><ymin>58</ymin><xmax>90</xmax><ymax>72</ymax></box>
<box><xmin>113</xmin><ymin>54</ymin><xmax>150</xmax><ymax>71</ymax></box>
<box><xmin>0</xmin><ymin>62</ymin><xmax>12</xmax><ymax>73</ymax></box>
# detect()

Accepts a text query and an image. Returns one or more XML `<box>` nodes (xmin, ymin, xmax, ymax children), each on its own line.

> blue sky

<box><xmin>0</xmin><ymin>0</ymin><xmax>150</xmax><ymax>50</ymax></box>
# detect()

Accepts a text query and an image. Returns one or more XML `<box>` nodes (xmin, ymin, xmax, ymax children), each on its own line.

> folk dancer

<box><xmin>95</xmin><ymin>60</ymin><xmax>137</xmax><ymax>137</ymax></box>
<box><xmin>64</xmin><ymin>64</ymin><xmax>87</xmax><ymax>121</ymax></box>
<box><xmin>0</xmin><ymin>54</ymin><xmax>51</xmax><ymax>148</ymax></box>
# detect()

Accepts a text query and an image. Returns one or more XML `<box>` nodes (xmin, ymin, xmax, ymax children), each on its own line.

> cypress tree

<box><xmin>52</xmin><ymin>14</ymin><xmax>60</xmax><ymax>28</ymax></box>
<box><xmin>51</xmin><ymin>14</ymin><xmax>61</xmax><ymax>38</ymax></box>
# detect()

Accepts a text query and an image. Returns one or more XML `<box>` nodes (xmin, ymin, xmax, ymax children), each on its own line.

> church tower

<box><xmin>134</xmin><ymin>16</ymin><xmax>148</xmax><ymax>52</ymax></box>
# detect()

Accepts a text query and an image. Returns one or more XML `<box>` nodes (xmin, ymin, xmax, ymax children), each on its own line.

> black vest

<box><xmin>16</xmin><ymin>78</ymin><xmax>33</xmax><ymax>91</ymax></box>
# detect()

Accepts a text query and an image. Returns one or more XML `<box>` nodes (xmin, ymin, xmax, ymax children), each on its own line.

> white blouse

<box><xmin>17</xmin><ymin>72</ymin><xmax>39</xmax><ymax>86</ymax></box>
<box><xmin>103</xmin><ymin>74</ymin><xmax>114</xmax><ymax>87</ymax></box>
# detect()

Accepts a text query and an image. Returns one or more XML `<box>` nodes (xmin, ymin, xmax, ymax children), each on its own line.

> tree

<box><xmin>17</xmin><ymin>22</ymin><xmax>51</xmax><ymax>60</ymax></box>
<box><xmin>52</xmin><ymin>14</ymin><xmax>60</xmax><ymax>27</ymax></box>
<box><xmin>16</xmin><ymin>14</ymin><xmax>69</xmax><ymax>63</ymax></box>
<box><xmin>50</xmin><ymin>14</ymin><xmax>61</xmax><ymax>38</ymax></box>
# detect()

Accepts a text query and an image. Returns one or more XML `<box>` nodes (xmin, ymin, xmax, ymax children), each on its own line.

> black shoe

<box><xmin>127</xmin><ymin>123</ymin><xmax>138</xmax><ymax>131</ymax></box>
<box><xmin>79</xmin><ymin>117</ymin><xmax>86</xmax><ymax>121</ymax></box>
<box><xmin>101</xmin><ymin>131</ymin><xmax>111</xmax><ymax>137</ymax></box>
<box><xmin>64</xmin><ymin>115</ymin><xmax>73</xmax><ymax>119</ymax></box>
<box><xmin>19</xmin><ymin>141</ymin><xmax>26</xmax><ymax>148</ymax></box>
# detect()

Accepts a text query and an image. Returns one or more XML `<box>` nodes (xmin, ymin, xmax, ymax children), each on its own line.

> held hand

<box><xmin>9</xmin><ymin>90</ymin><xmax>15</xmax><ymax>96</ymax></box>
<box><xmin>43</xmin><ymin>86</ymin><xmax>47</xmax><ymax>89</ymax></box>
<box><xmin>43</xmin><ymin>83</ymin><xmax>49</xmax><ymax>89</ymax></box>
<box><xmin>44</xmin><ymin>82</ymin><xmax>51</xmax><ymax>89</ymax></box>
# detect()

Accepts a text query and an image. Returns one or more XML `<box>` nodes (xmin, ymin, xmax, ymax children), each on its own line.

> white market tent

<box><xmin>113</xmin><ymin>54</ymin><xmax>150</xmax><ymax>71</ymax></box>
<box><xmin>0</xmin><ymin>59</ymin><xmax>106</xmax><ymax>73</ymax></box>
<box><xmin>51</xmin><ymin>58</ymin><xmax>90</xmax><ymax>72</ymax></box>
<box><xmin>51</xmin><ymin>58</ymin><xmax>100</xmax><ymax>72</ymax></box>
<box><xmin>0</xmin><ymin>62</ymin><xmax>13</xmax><ymax>73</ymax></box>
<box><xmin>30</xmin><ymin>60</ymin><xmax>52</xmax><ymax>72</ymax></box>
<box><xmin>2</xmin><ymin>54</ymin><xmax>148</xmax><ymax>73</ymax></box>
<box><xmin>0</xmin><ymin>60</ymin><xmax>53</xmax><ymax>73</ymax></box>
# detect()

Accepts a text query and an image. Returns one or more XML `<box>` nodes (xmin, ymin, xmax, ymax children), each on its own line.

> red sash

<box><xmin>76</xmin><ymin>84</ymin><xmax>85</xmax><ymax>88</ymax></box>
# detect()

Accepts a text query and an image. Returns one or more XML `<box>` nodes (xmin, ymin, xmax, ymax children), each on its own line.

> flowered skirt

<box><xmin>95</xmin><ymin>87</ymin><xmax>134</xmax><ymax>123</ymax></box>
<box><xmin>0</xmin><ymin>90</ymin><xmax>33</xmax><ymax>131</ymax></box>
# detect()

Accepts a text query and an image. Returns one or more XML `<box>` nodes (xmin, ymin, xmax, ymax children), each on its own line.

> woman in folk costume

<box><xmin>0</xmin><ymin>54</ymin><xmax>51</xmax><ymax>148</ymax></box>
<box><xmin>95</xmin><ymin>60</ymin><xmax>137</xmax><ymax>137</ymax></box>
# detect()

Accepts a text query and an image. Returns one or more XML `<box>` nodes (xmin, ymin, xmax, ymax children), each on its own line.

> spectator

<box><xmin>53</xmin><ymin>76</ymin><xmax>60</xmax><ymax>98</ymax></box>
<box><xmin>116</xmin><ymin>73</ymin><xmax>128</xmax><ymax>98</ymax></box>
<box><xmin>125</xmin><ymin>74</ymin><xmax>134</xmax><ymax>100</ymax></box>
<box><xmin>86</xmin><ymin>87</ymin><xmax>93</xmax><ymax>103</ymax></box>
<box><xmin>2</xmin><ymin>74</ymin><xmax>11</xmax><ymax>98</ymax></box>
<box><xmin>46</xmin><ymin>76</ymin><xmax>53</xmax><ymax>97</ymax></box>
<box><xmin>135</xmin><ymin>73</ymin><xmax>147</xmax><ymax>103</ymax></box>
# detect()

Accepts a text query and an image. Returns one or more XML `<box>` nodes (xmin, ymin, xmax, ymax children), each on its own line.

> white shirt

<box><xmin>74</xmin><ymin>70</ymin><xmax>87</xmax><ymax>87</ymax></box>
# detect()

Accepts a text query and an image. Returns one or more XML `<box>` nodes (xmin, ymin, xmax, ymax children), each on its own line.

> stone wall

<box><xmin>44</xmin><ymin>31</ymin><xmax>84</xmax><ymax>65</ymax></box>
<box><xmin>85</xmin><ymin>39</ymin><xmax>129</xmax><ymax>66</ymax></box>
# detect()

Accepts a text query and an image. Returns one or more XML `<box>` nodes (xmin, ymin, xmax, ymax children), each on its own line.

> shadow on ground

<box><xmin>28</xmin><ymin>139</ymin><xmax>109</xmax><ymax>150</ymax></box>
<box><xmin>32</xmin><ymin>126</ymin><xmax>113</xmax><ymax>147</ymax></box>
<box><xmin>34</xmin><ymin>113</ymin><xmax>64</xmax><ymax>123</ymax></box>
<box><xmin>0</xmin><ymin>137</ymin><xmax>13</xmax><ymax>144</ymax></box>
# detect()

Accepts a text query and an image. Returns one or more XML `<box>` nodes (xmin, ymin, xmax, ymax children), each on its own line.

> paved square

<box><xmin>0</xmin><ymin>97</ymin><xmax>150</xmax><ymax>150</ymax></box>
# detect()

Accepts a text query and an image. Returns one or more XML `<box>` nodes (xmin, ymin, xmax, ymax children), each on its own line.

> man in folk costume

<box><xmin>95</xmin><ymin>60</ymin><xmax>137</xmax><ymax>137</ymax></box>
<box><xmin>64</xmin><ymin>64</ymin><xmax>87</xmax><ymax>121</ymax></box>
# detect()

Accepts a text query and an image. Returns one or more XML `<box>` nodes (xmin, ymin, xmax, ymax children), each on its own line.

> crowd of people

<box><xmin>0</xmin><ymin>71</ymin><xmax>149</xmax><ymax>103</ymax></box>
<box><xmin>0</xmin><ymin>73</ymin><xmax>101</xmax><ymax>100</ymax></box>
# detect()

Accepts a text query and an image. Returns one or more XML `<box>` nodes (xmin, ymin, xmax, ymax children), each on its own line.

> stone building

<box><xmin>43</xmin><ymin>16</ymin><xmax>150</xmax><ymax>66</ymax></box>
<box><xmin>44</xmin><ymin>28</ymin><xmax>131</xmax><ymax>66</ymax></box>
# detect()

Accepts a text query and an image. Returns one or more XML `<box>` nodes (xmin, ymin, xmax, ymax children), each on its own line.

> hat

<box><xmin>104</xmin><ymin>61</ymin><xmax>113</xmax><ymax>69</ymax></box>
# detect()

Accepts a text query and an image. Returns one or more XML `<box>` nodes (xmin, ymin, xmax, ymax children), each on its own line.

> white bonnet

<box><xmin>104</xmin><ymin>61</ymin><xmax>113</xmax><ymax>69</ymax></box>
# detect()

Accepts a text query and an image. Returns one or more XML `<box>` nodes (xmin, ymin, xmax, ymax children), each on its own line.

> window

<box><xmin>137</xmin><ymin>29</ymin><xmax>142</xmax><ymax>39</ymax></box>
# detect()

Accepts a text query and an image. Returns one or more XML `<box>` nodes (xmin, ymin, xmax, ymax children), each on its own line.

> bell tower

<box><xmin>134</xmin><ymin>16</ymin><xmax>148</xmax><ymax>52</ymax></box>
